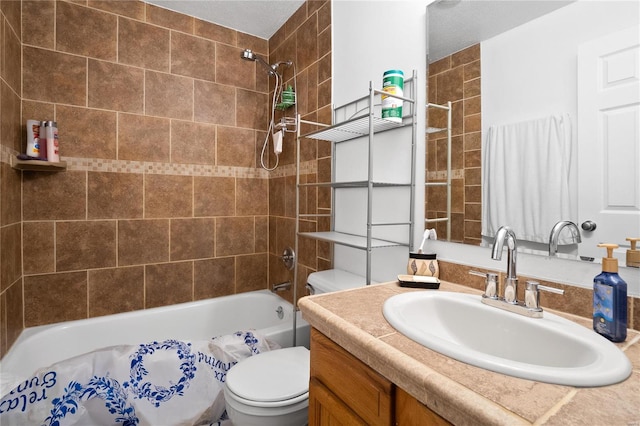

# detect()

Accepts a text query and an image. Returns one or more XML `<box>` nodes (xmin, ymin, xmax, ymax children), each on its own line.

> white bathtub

<box><xmin>0</xmin><ymin>290</ymin><xmax>309</xmax><ymax>396</ymax></box>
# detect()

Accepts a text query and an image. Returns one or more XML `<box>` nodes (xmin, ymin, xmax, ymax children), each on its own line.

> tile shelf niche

<box><xmin>12</xmin><ymin>158</ymin><xmax>67</xmax><ymax>172</ymax></box>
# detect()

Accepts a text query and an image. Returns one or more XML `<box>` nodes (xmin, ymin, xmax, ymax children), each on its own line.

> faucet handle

<box><xmin>525</xmin><ymin>281</ymin><xmax>564</xmax><ymax>309</ymax></box>
<box><xmin>470</xmin><ymin>271</ymin><xmax>499</xmax><ymax>299</ymax></box>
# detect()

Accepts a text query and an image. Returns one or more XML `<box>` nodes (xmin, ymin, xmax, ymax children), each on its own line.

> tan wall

<box><xmin>0</xmin><ymin>0</ymin><xmax>332</xmax><ymax>356</ymax></box>
<box><xmin>426</xmin><ymin>44</ymin><xmax>482</xmax><ymax>245</ymax></box>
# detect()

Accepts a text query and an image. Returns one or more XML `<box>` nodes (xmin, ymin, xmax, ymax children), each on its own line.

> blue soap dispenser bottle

<box><xmin>593</xmin><ymin>243</ymin><xmax>627</xmax><ymax>342</ymax></box>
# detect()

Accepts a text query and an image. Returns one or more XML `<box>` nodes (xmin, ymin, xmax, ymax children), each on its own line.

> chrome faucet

<box><xmin>491</xmin><ymin>226</ymin><xmax>518</xmax><ymax>303</ymax></box>
<box><xmin>470</xmin><ymin>225</ymin><xmax>565</xmax><ymax>318</ymax></box>
<box><xmin>548</xmin><ymin>221</ymin><xmax>581</xmax><ymax>257</ymax></box>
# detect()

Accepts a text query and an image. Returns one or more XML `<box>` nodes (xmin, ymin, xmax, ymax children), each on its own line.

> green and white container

<box><xmin>381</xmin><ymin>70</ymin><xmax>404</xmax><ymax>122</ymax></box>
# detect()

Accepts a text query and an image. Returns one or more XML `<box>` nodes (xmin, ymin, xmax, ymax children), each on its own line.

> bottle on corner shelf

<box><xmin>43</xmin><ymin>121</ymin><xmax>60</xmax><ymax>162</ymax></box>
<box><xmin>25</xmin><ymin>119</ymin><xmax>45</xmax><ymax>159</ymax></box>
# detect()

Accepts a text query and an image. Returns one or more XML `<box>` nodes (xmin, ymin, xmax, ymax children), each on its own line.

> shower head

<box><xmin>240</xmin><ymin>49</ymin><xmax>257</xmax><ymax>61</ymax></box>
<box><xmin>271</xmin><ymin>60</ymin><xmax>293</xmax><ymax>71</ymax></box>
<box><xmin>240</xmin><ymin>49</ymin><xmax>275</xmax><ymax>75</ymax></box>
<box><xmin>241</xmin><ymin>49</ymin><xmax>294</xmax><ymax>76</ymax></box>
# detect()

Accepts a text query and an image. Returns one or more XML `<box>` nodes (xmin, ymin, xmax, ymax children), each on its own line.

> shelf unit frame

<box><xmin>294</xmin><ymin>70</ymin><xmax>418</xmax><ymax>293</ymax></box>
<box><xmin>425</xmin><ymin>101</ymin><xmax>452</xmax><ymax>240</ymax></box>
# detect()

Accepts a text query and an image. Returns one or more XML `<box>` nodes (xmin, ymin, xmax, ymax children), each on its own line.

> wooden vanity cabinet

<box><xmin>309</xmin><ymin>328</ymin><xmax>451</xmax><ymax>426</ymax></box>
<box><xmin>395</xmin><ymin>388</ymin><xmax>451</xmax><ymax>425</ymax></box>
<box><xmin>309</xmin><ymin>328</ymin><xmax>393</xmax><ymax>425</ymax></box>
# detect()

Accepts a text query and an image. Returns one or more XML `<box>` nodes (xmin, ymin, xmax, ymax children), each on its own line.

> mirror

<box><xmin>426</xmin><ymin>0</ymin><xmax>640</xmax><ymax>264</ymax></box>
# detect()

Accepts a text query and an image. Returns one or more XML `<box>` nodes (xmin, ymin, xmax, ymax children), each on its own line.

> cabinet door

<box><xmin>310</xmin><ymin>329</ymin><xmax>394</xmax><ymax>426</ymax></box>
<box><xmin>309</xmin><ymin>377</ymin><xmax>368</xmax><ymax>426</ymax></box>
<box><xmin>395</xmin><ymin>387</ymin><xmax>452</xmax><ymax>426</ymax></box>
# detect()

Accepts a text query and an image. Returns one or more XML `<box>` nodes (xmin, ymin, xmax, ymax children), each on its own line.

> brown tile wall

<box><xmin>0</xmin><ymin>0</ymin><xmax>332</xmax><ymax>355</ymax></box>
<box><xmin>427</xmin><ymin>44</ymin><xmax>481</xmax><ymax>245</ymax></box>
<box><xmin>267</xmin><ymin>0</ymin><xmax>333</xmax><ymax>305</ymax></box>
<box><xmin>17</xmin><ymin>0</ymin><xmax>273</xmax><ymax>333</ymax></box>
<box><xmin>0</xmin><ymin>0</ymin><xmax>24</xmax><ymax>358</ymax></box>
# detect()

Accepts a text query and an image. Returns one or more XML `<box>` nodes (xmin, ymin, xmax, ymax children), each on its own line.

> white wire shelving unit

<box><xmin>293</xmin><ymin>70</ymin><xmax>418</xmax><ymax>289</ymax></box>
<box><xmin>425</xmin><ymin>101</ymin><xmax>452</xmax><ymax>241</ymax></box>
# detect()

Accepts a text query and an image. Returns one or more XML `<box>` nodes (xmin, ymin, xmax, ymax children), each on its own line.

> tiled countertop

<box><xmin>298</xmin><ymin>281</ymin><xmax>640</xmax><ymax>425</ymax></box>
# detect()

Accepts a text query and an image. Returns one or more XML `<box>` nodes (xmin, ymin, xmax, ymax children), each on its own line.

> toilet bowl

<box><xmin>225</xmin><ymin>269</ymin><xmax>365</xmax><ymax>425</ymax></box>
<box><xmin>224</xmin><ymin>346</ymin><xmax>310</xmax><ymax>426</ymax></box>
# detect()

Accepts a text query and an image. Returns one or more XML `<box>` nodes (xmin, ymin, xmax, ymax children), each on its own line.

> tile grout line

<box><xmin>533</xmin><ymin>389</ymin><xmax>578</xmax><ymax>425</ymax></box>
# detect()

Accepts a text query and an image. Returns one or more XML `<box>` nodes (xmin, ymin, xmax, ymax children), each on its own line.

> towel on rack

<box><xmin>482</xmin><ymin>114</ymin><xmax>576</xmax><ymax>244</ymax></box>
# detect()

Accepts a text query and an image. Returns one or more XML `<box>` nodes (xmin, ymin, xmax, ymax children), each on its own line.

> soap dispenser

<box><xmin>626</xmin><ymin>237</ymin><xmax>640</xmax><ymax>268</ymax></box>
<box><xmin>593</xmin><ymin>243</ymin><xmax>627</xmax><ymax>342</ymax></box>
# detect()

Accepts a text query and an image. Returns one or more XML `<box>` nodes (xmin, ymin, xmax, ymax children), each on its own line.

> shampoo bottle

<box><xmin>593</xmin><ymin>243</ymin><xmax>627</xmax><ymax>342</ymax></box>
<box><xmin>44</xmin><ymin>121</ymin><xmax>60</xmax><ymax>162</ymax></box>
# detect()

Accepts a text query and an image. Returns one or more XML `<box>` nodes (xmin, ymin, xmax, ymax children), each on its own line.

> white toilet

<box><xmin>305</xmin><ymin>269</ymin><xmax>375</xmax><ymax>295</ymax></box>
<box><xmin>224</xmin><ymin>346</ymin><xmax>310</xmax><ymax>426</ymax></box>
<box><xmin>224</xmin><ymin>269</ymin><xmax>367</xmax><ymax>426</ymax></box>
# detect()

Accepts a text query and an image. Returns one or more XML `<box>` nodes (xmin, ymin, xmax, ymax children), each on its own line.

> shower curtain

<box><xmin>482</xmin><ymin>113</ymin><xmax>576</xmax><ymax>244</ymax></box>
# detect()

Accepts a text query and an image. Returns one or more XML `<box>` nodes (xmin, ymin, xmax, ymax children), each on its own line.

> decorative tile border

<box><xmin>269</xmin><ymin>160</ymin><xmax>317</xmax><ymax>178</ymax></box>
<box><xmin>426</xmin><ymin>169</ymin><xmax>465</xmax><ymax>181</ymax></box>
<box><xmin>2</xmin><ymin>145</ymin><xmax>317</xmax><ymax>179</ymax></box>
<box><xmin>63</xmin><ymin>157</ymin><xmax>270</xmax><ymax>178</ymax></box>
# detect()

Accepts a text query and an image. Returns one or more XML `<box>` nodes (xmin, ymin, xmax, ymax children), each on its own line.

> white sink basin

<box><xmin>383</xmin><ymin>291</ymin><xmax>632</xmax><ymax>387</ymax></box>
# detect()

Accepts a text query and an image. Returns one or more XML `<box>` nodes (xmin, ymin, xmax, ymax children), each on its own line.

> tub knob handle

<box><xmin>282</xmin><ymin>247</ymin><xmax>296</xmax><ymax>270</ymax></box>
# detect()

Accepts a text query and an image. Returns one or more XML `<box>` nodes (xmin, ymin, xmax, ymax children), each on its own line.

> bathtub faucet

<box><xmin>272</xmin><ymin>281</ymin><xmax>291</xmax><ymax>292</ymax></box>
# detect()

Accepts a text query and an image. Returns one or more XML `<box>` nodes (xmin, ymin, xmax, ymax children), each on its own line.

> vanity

<box><xmin>298</xmin><ymin>281</ymin><xmax>639</xmax><ymax>425</ymax></box>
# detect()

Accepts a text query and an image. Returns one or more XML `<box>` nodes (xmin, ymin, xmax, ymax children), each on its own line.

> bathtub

<box><xmin>0</xmin><ymin>290</ymin><xmax>310</xmax><ymax>397</ymax></box>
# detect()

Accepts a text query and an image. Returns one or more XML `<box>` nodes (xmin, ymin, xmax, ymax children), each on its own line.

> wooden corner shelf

<box><xmin>11</xmin><ymin>158</ymin><xmax>67</xmax><ymax>172</ymax></box>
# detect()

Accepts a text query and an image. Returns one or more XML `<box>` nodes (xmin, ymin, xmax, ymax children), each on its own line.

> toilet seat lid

<box><xmin>226</xmin><ymin>346</ymin><xmax>310</xmax><ymax>403</ymax></box>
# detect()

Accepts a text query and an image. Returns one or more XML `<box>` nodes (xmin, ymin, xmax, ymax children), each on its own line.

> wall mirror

<box><xmin>426</xmin><ymin>0</ymin><xmax>640</xmax><ymax>265</ymax></box>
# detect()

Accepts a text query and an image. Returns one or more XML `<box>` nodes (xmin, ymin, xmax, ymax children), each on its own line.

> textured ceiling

<box><xmin>143</xmin><ymin>0</ymin><xmax>576</xmax><ymax>59</ymax></box>
<box><xmin>144</xmin><ymin>0</ymin><xmax>306</xmax><ymax>39</ymax></box>
<box><xmin>428</xmin><ymin>0</ymin><xmax>575</xmax><ymax>62</ymax></box>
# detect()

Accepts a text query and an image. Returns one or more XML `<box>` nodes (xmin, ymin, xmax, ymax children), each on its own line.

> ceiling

<box><xmin>428</xmin><ymin>0</ymin><xmax>575</xmax><ymax>62</ymax></box>
<box><xmin>143</xmin><ymin>0</ymin><xmax>575</xmax><ymax>57</ymax></box>
<box><xmin>144</xmin><ymin>0</ymin><xmax>306</xmax><ymax>39</ymax></box>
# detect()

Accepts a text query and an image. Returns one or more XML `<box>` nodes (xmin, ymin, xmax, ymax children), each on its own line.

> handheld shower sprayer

<box><xmin>271</xmin><ymin>60</ymin><xmax>294</xmax><ymax>71</ymax></box>
<box><xmin>240</xmin><ymin>48</ymin><xmax>296</xmax><ymax>171</ymax></box>
<box><xmin>240</xmin><ymin>50</ymin><xmax>292</xmax><ymax>75</ymax></box>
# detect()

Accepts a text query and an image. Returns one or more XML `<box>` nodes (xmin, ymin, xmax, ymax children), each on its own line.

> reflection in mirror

<box><xmin>425</xmin><ymin>0</ymin><xmax>640</xmax><ymax>266</ymax></box>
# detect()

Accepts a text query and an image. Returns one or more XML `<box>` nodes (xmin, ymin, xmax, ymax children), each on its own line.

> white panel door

<box><xmin>577</xmin><ymin>25</ymin><xmax>640</xmax><ymax>262</ymax></box>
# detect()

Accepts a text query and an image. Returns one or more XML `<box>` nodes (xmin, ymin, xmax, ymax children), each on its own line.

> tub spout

<box><xmin>272</xmin><ymin>281</ymin><xmax>291</xmax><ymax>292</ymax></box>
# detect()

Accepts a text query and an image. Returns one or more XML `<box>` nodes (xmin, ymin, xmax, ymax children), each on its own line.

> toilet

<box><xmin>224</xmin><ymin>346</ymin><xmax>310</xmax><ymax>426</ymax></box>
<box><xmin>305</xmin><ymin>269</ymin><xmax>375</xmax><ymax>295</ymax></box>
<box><xmin>224</xmin><ymin>269</ymin><xmax>368</xmax><ymax>426</ymax></box>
